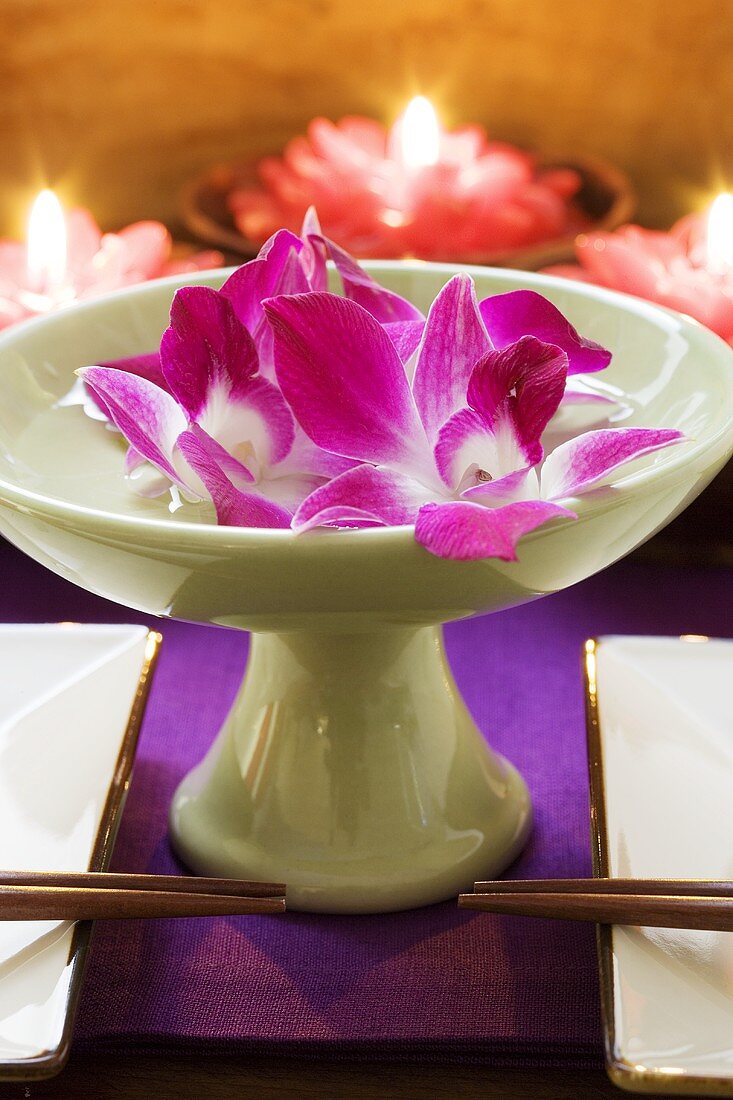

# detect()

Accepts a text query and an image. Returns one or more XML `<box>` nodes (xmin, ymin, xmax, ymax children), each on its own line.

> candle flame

<box><xmin>399</xmin><ymin>96</ymin><xmax>440</xmax><ymax>170</ymax></box>
<box><xmin>27</xmin><ymin>189</ymin><xmax>68</xmax><ymax>291</ymax></box>
<box><xmin>706</xmin><ymin>192</ymin><xmax>733</xmax><ymax>272</ymax></box>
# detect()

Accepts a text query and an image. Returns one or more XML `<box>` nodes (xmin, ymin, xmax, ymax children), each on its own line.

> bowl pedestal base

<box><xmin>169</xmin><ymin>624</ymin><xmax>532</xmax><ymax>913</ymax></box>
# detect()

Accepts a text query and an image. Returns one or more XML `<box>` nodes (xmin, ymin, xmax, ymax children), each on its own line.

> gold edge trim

<box><xmin>584</xmin><ymin>636</ymin><xmax>733</xmax><ymax>1098</ymax></box>
<box><xmin>0</xmin><ymin>627</ymin><xmax>163</xmax><ymax>1082</ymax></box>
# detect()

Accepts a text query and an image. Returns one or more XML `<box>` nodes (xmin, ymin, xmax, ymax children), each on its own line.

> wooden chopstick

<box><xmin>460</xmin><ymin>879</ymin><xmax>733</xmax><ymax>932</ymax></box>
<box><xmin>0</xmin><ymin>870</ymin><xmax>285</xmax><ymax>898</ymax></box>
<box><xmin>0</xmin><ymin>872</ymin><xmax>286</xmax><ymax>920</ymax></box>
<box><xmin>472</xmin><ymin>878</ymin><xmax>733</xmax><ymax>897</ymax></box>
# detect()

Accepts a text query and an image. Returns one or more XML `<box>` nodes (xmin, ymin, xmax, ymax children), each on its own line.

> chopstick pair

<box><xmin>0</xmin><ymin>871</ymin><xmax>286</xmax><ymax>920</ymax></box>
<box><xmin>459</xmin><ymin>878</ymin><xmax>733</xmax><ymax>932</ymax></box>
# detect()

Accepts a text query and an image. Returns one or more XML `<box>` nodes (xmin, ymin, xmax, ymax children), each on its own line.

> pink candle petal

<box><xmin>546</xmin><ymin>204</ymin><xmax>733</xmax><ymax>346</ymax></box>
<box><xmin>116</xmin><ymin>221</ymin><xmax>172</xmax><ymax>278</ymax></box>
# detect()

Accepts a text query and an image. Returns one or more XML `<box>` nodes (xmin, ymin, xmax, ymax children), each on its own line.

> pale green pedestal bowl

<box><xmin>0</xmin><ymin>264</ymin><xmax>731</xmax><ymax>913</ymax></box>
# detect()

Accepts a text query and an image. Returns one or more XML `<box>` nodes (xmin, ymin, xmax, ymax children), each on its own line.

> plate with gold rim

<box><xmin>585</xmin><ymin>634</ymin><xmax>733</xmax><ymax>1096</ymax></box>
<box><xmin>0</xmin><ymin>623</ymin><xmax>160</xmax><ymax>1080</ymax></box>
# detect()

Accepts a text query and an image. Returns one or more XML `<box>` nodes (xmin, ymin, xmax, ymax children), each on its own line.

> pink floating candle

<box><xmin>229</xmin><ymin>97</ymin><xmax>587</xmax><ymax>261</ymax></box>
<box><xmin>546</xmin><ymin>194</ymin><xmax>733</xmax><ymax>344</ymax></box>
<box><xmin>0</xmin><ymin>190</ymin><xmax>223</xmax><ymax>331</ymax></box>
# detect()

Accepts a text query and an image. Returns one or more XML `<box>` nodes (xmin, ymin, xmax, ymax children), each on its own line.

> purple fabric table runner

<box><xmin>3</xmin><ymin>540</ymin><xmax>731</xmax><ymax>1066</ymax></box>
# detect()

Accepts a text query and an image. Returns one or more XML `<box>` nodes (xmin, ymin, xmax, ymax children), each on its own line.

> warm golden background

<box><xmin>1</xmin><ymin>0</ymin><xmax>731</xmax><ymax>236</ymax></box>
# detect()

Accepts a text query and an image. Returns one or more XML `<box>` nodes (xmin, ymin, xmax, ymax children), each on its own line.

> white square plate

<box><xmin>585</xmin><ymin>635</ymin><xmax>733</xmax><ymax>1095</ymax></box>
<box><xmin>0</xmin><ymin>624</ymin><xmax>160</xmax><ymax>1080</ymax></box>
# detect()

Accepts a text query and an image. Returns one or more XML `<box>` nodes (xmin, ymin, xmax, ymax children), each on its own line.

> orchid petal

<box><xmin>124</xmin><ymin>445</ymin><xmax>147</xmax><ymax>474</ymax></box>
<box><xmin>294</xmin><ymin>505</ymin><xmax>386</xmax><ymax>529</ymax></box>
<box><xmin>278</xmin><ymin>426</ymin><xmax>356</xmax><ymax>480</ymax></box>
<box><xmin>434</xmin><ymin>408</ymin><xmax>503</xmax><ymax>489</ymax></box>
<box><xmin>160</xmin><ymin>286</ymin><xmax>259</xmax><ymax>418</ymax></box>
<box><xmin>258</xmin><ymin>227</ymin><xmax>303</xmax><ymax>266</ymax></box>
<box><xmin>79</xmin><ymin>367</ymin><xmax>187</xmax><ymax>487</ymax></box>
<box><xmin>181</xmin><ymin>423</ymin><xmax>255</xmax><ymax>487</ymax></box>
<box><xmin>299</xmin><ymin>207</ymin><xmax>329</xmax><ymax>291</ymax></box>
<box><xmin>461</xmin><ymin>467</ymin><xmax>540</xmax><ymax>505</ymax></box>
<box><xmin>415</xmin><ymin>500</ymin><xmax>576</xmax><ymax>561</ymax></box>
<box><xmin>220</xmin><ymin>231</ymin><xmax>310</xmax><ymax>372</ymax></box>
<box><xmin>265</xmin><ymin>292</ymin><xmax>431</xmax><ymax>473</ymax></box>
<box><xmin>256</xmin><ymin>471</ymin><xmax>326</xmax><ymax>513</ymax></box>
<box><xmin>467</xmin><ymin>337</ymin><xmax>568</xmax><ymax>465</ymax></box>
<box><xmin>126</xmin><ymin>470</ymin><xmax>174</xmax><ymax>499</ymax></box>
<box><xmin>293</xmin><ymin>464</ymin><xmax>432</xmax><ymax>532</ymax></box>
<box><xmin>412</xmin><ymin>274</ymin><xmax>490</xmax><ymax>442</ymax></box>
<box><xmin>383</xmin><ymin>319</ymin><xmax>425</xmax><ymax>365</ymax></box>
<box><xmin>547</xmin><ymin>382</ymin><xmax>622</xmax><ymax>443</ymax></box>
<box><xmin>197</xmin><ymin>373</ymin><xmax>296</xmax><ymax>471</ymax></box>
<box><xmin>88</xmin><ymin>351</ymin><xmax>166</xmax><ymax>417</ymax></box>
<box><xmin>480</xmin><ymin>289</ymin><xmax>612</xmax><ymax>375</ymax></box>
<box><xmin>541</xmin><ymin>427</ymin><xmax>685</xmax><ymax>500</ymax></box>
<box><xmin>100</xmin><ymin>351</ymin><xmax>166</xmax><ymax>387</ymax></box>
<box><xmin>319</xmin><ymin>237</ymin><xmax>424</xmax><ymax>322</ymax></box>
<box><xmin>561</xmin><ymin>380</ymin><xmax>619</xmax><ymax>406</ymax></box>
<box><xmin>176</xmin><ymin>430</ymin><xmax>292</xmax><ymax>528</ymax></box>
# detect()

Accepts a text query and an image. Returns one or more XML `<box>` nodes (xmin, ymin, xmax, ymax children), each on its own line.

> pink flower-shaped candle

<box><xmin>0</xmin><ymin>190</ymin><xmax>222</xmax><ymax>331</ymax></box>
<box><xmin>546</xmin><ymin>193</ymin><xmax>733</xmax><ymax>345</ymax></box>
<box><xmin>230</xmin><ymin>97</ymin><xmax>588</xmax><ymax>261</ymax></box>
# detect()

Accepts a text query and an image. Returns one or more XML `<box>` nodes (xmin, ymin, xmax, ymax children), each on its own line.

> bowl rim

<box><xmin>0</xmin><ymin>262</ymin><xmax>731</xmax><ymax>548</ymax></box>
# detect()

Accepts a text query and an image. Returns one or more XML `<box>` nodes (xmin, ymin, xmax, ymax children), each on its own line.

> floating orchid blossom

<box><xmin>81</xmin><ymin>229</ymin><xmax>312</xmax><ymax>430</ymax></box>
<box><xmin>305</xmin><ymin>228</ymin><xmax>617</xmax><ymax>428</ymax></box>
<box><xmin>414</xmin><ymin>425</ymin><xmax>683</xmax><ymax>560</ymax></box>
<box><xmin>87</xmin><ymin>208</ymin><xmax>420</xmax><ymax>406</ymax></box>
<box><xmin>218</xmin><ymin>209</ymin><xmax>423</xmax><ymax>375</ymax></box>
<box><xmin>264</xmin><ymin>276</ymin><xmax>684</xmax><ymax>560</ymax></box>
<box><xmin>303</xmin><ymin>216</ymin><xmax>617</xmax><ymax>416</ymax></box>
<box><xmin>89</xmin><ymin>211</ymin><xmax>611</xmax><ymax>456</ymax></box>
<box><xmin>80</xmin><ymin>285</ymin><xmax>339</xmax><ymax>527</ymax></box>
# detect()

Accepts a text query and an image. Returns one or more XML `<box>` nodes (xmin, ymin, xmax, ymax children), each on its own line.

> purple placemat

<box><xmin>3</xmin><ymin>540</ymin><xmax>731</xmax><ymax>1067</ymax></box>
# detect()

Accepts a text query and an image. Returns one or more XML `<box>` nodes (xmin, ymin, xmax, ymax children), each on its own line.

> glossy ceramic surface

<box><xmin>0</xmin><ymin>625</ymin><xmax>159</xmax><ymax>1080</ymax></box>
<box><xmin>170</xmin><ymin>626</ymin><xmax>531</xmax><ymax>913</ymax></box>
<box><xmin>586</xmin><ymin>635</ymin><xmax>733</xmax><ymax>1095</ymax></box>
<box><xmin>0</xmin><ymin>265</ymin><xmax>730</xmax><ymax>911</ymax></box>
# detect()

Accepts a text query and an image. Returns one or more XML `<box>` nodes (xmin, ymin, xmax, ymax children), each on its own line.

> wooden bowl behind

<box><xmin>179</xmin><ymin>154</ymin><xmax>636</xmax><ymax>269</ymax></box>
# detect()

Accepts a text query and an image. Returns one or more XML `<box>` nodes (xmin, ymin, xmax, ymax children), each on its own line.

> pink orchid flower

<box><xmin>80</xmin><ymin>285</ymin><xmax>341</xmax><ymax>527</ymax></box>
<box><xmin>90</xmin><ymin>208</ymin><xmax>420</xmax><ymax>396</ymax></box>
<box><xmin>261</xmin><ymin>275</ymin><xmax>684</xmax><ymax>560</ymax></box>
<box><xmin>217</xmin><ymin>210</ymin><xmax>422</xmax><ymax>374</ymax></box>
<box><xmin>80</xmin><ymin>215</ymin><xmax>419</xmax><ymax>522</ymax></box>
<box><xmin>300</xmin><ymin>208</ymin><xmax>617</xmax><ymax>424</ymax></box>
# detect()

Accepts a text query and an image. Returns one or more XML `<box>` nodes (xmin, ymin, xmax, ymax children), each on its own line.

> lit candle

<box><xmin>545</xmin><ymin>192</ymin><xmax>733</xmax><ymax>344</ymax></box>
<box><xmin>705</xmin><ymin>193</ymin><xmax>733</xmax><ymax>274</ymax></box>
<box><xmin>390</xmin><ymin>95</ymin><xmax>441</xmax><ymax>170</ymax></box>
<box><xmin>229</xmin><ymin>99</ymin><xmax>586</xmax><ymax>261</ymax></box>
<box><xmin>0</xmin><ymin>190</ymin><xmax>222</xmax><ymax>332</ymax></box>
<box><xmin>23</xmin><ymin>189</ymin><xmax>72</xmax><ymax>309</ymax></box>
